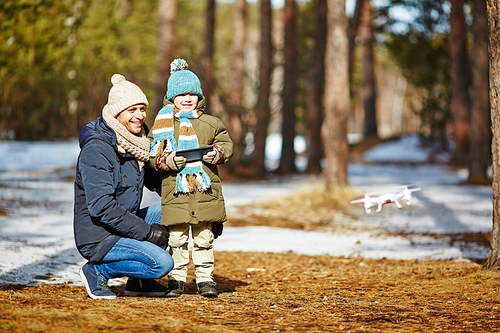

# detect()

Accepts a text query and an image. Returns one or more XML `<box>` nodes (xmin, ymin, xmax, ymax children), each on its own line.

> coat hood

<box><xmin>78</xmin><ymin>116</ymin><xmax>116</xmax><ymax>150</ymax></box>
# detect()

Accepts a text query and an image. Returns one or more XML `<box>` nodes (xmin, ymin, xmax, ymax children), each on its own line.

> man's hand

<box><xmin>146</xmin><ymin>224</ymin><xmax>169</xmax><ymax>247</ymax></box>
<box><xmin>202</xmin><ymin>145</ymin><xmax>224</xmax><ymax>164</ymax></box>
<box><xmin>212</xmin><ymin>223</ymin><xmax>223</xmax><ymax>239</ymax></box>
<box><xmin>157</xmin><ymin>152</ymin><xmax>186</xmax><ymax>171</ymax></box>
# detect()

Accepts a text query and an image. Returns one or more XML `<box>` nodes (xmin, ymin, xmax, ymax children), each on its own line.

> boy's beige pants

<box><xmin>167</xmin><ymin>222</ymin><xmax>214</xmax><ymax>283</ymax></box>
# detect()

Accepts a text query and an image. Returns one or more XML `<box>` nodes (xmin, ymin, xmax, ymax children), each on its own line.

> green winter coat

<box><xmin>148</xmin><ymin>104</ymin><xmax>233</xmax><ymax>227</ymax></box>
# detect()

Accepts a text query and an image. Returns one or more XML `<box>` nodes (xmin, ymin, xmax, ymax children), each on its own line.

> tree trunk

<box><xmin>450</xmin><ymin>0</ymin><xmax>471</xmax><ymax>165</ymax></box>
<box><xmin>226</xmin><ymin>0</ymin><xmax>247</xmax><ymax>170</ymax></box>
<box><xmin>202</xmin><ymin>0</ymin><xmax>216</xmax><ymax>112</ymax></box>
<box><xmin>251</xmin><ymin>0</ymin><xmax>273</xmax><ymax>178</ymax></box>
<box><xmin>278</xmin><ymin>0</ymin><xmax>298</xmax><ymax>174</ymax></box>
<box><xmin>359</xmin><ymin>0</ymin><xmax>377</xmax><ymax>139</ymax></box>
<box><xmin>348</xmin><ymin>0</ymin><xmax>365</xmax><ymax>96</ymax></box>
<box><xmin>154</xmin><ymin>0</ymin><xmax>177</xmax><ymax>117</ymax></box>
<box><xmin>322</xmin><ymin>0</ymin><xmax>350</xmax><ymax>189</ymax></box>
<box><xmin>468</xmin><ymin>0</ymin><xmax>491</xmax><ymax>185</ymax></box>
<box><xmin>486</xmin><ymin>0</ymin><xmax>500</xmax><ymax>269</ymax></box>
<box><xmin>305</xmin><ymin>0</ymin><xmax>327</xmax><ymax>174</ymax></box>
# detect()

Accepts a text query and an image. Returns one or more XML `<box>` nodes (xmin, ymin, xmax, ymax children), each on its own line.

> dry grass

<box><xmin>2</xmin><ymin>252</ymin><xmax>500</xmax><ymax>332</ymax></box>
<box><xmin>252</xmin><ymin>184</ymin><xmax>360</xmax><ymax>212</ymax></box>
<box><xmin>227</xmin><ymin>184</ymin><xmax>367</xmax><ymax>233</ymax></box>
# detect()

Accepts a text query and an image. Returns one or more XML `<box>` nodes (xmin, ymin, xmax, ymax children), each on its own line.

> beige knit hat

<box><xmin>102</xmin><ymin>74</ymin><xmax>149</xmax><ymax>118</ymax></box>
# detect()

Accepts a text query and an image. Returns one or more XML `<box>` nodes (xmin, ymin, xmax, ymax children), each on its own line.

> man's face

<box><xmin>116</xmin><ymin>103</ymin><xmax>147</xmax><ymax>135</ymax></box>
<box><xmin>173</xmin><ymin>93</ymin><xmax>199</xmax><ymax>112</ymax></box>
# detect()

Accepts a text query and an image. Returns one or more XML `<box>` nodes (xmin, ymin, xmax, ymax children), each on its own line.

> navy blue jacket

<box><xmin>73</xmin><ymin>116</ymin><xmax>160</xmax><ymax>263</ymax></box>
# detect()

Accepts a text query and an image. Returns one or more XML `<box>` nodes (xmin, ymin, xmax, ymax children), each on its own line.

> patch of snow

<box><xmin>0</xmin><ymin>140</ymin><xmax>80</xmax><ymax>172</ymax></box>
<box><xmin>363</xmin><ymin>135</ymin><xmax>430</xmax><ymax>163</ymax></box>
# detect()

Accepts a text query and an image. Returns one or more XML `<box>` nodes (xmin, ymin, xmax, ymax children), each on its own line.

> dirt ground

<box><xmin>1</xmin><ymin>251</ymin><xmax>500</xmax><ymax>332</ymax></box>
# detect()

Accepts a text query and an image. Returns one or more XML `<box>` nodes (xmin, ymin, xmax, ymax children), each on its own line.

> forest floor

<box><xmin>1</xmin><ymin>251</ymin><xmax>499</xmax><ymax>332</ymax></box>
<box><xmin>1</xmin><ymin>189</ymin><xmax>497</xmax><ymax>333</ymax></box>
<box><xmin>1</xmin><ymin>136</ymin><xmax>497</xmax><ymax>332</ymax></box>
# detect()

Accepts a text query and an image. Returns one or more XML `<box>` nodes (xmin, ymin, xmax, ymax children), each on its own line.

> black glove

<box><xmin>212</xmin><ymin>223</ymin><xmax>223</xmax><ymax>239</ymax></box>
<box><xmin>146</xmin><ymin>224</ymin><xmax>169</xmax><ymax>247</ymax></box>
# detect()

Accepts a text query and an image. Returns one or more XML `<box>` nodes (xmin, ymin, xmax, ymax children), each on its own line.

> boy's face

<box><xmin>173</xmin><ymin>93</ymin><xmax>199</xmax><ymax>112</ymax></box>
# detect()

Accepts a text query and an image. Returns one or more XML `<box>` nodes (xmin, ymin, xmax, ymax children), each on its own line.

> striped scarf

<box><xmin>150</xmin><ymin>104</ymin><xmax>211</xmax><ymax>194</ymax></box>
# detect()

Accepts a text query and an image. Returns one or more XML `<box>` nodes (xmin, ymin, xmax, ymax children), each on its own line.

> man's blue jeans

<box><xmin>94</xmin><ymin>204</ymin><xmax>174</xmax><ymax>280</ymax></box>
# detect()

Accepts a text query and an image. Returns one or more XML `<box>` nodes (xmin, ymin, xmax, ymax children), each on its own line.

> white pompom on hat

<box><xmin>102</xmin><ymin>74</ymin><xmax>149</xmax><ymax>118</ymax></box>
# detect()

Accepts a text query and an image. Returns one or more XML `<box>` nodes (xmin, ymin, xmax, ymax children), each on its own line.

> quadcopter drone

<box><xmin>350</xmin><ymin>185</ymin><xmax>421</xmax><ymax>213</ymax></box>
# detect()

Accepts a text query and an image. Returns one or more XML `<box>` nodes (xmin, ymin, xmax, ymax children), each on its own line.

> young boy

<box><xmin>148</xmin><ymin>59</ymin><xmax>233</xmax><ymax>298</ymax></box>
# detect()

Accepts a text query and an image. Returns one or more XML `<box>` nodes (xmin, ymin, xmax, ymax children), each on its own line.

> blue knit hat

<box><xmin>166</xmin><ymin>59</ymin><xmax>203</xmax><ymax>101</ymax></box>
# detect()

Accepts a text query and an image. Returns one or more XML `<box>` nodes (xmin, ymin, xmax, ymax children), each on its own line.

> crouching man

<box><xmin>73</xmin><ymin>74</ymin><xmax>173</xmax><ymax>299</ymax></box>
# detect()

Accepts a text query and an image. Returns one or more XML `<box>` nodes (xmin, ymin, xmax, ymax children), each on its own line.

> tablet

<box><xmin>176</xmin><ymin>146</ymin><xmax>213</xmax><ymax>162</ymax></box>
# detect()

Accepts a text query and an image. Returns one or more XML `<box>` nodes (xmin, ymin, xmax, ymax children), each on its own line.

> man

<box><xmin>74</xmin><ymin>74</ymin><xmax>173</xmax><ymax>299</ymax></box>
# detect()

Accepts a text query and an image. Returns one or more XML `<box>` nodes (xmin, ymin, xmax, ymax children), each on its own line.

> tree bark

<box><xmin>154</xmin><ymin>0</ymin><xmax>177</xmax><ymax>116</ymax></box>
<box><xmin>278</xmin><ymin>0</ymin><xmax>298</xmax><ymax>174</ymax></box>
<box><xmin>486</xmin><ymin>0</ymin><xmax>500</xmax><ymax>269</ymax></box>
<box><xmin>468</xmin><ymin>0</ymin><xmax>491</xmax><ymax>185</ymax></box>
<box><xmin>251</xmin><ymin>0</ymin><xmax>273</xmax><ymax>178</ymax></box>
<box><xmin>359</xmin><ymin>0</ymin><xmax>377</xmax><ymax>139</ymax></box>
<box><xmin>305</xmin><ymin>0</ymin><xmax>327</xmax><ymax>174</ymax></box>
<box><xmin>227</xmin><ymin>0</ymin><xmax>247</xmax><ymax>169</ymax></box>
<box><xmin>202</xmin><ymin>0</ymin><xmax>216</xmax><ymax>112</ymax></box>
<box><xmin>322</xmin><ymin>0</ymin><xmax>350</xmax><ymax>189</ymax></box>
<box><xmin>450</xmin><ymin>0</ymin><xmax>471</xmax><ymax>165</ymax></box>
<box><xmin>348</xmin><ymin>0</ymin><xmax>365</xmax><ymax>96</ymax></box>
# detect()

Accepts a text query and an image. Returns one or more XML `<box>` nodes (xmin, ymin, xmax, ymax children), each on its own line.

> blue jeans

<box><xmin>94</xmin><ymin>204</ymin><xmax>174</xmax><ymax>280</ymax></box>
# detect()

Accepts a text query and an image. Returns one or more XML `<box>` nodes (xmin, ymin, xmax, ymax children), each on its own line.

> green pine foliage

<box><xmin>0</xmin><ymin>0</ymin><xmax>162</xmax><ymax>140</ymax></box>
<box><xmin>173</xmin><ymin>0</ymin><xmax>205</xmax><ymax>72</ymax></box>
<box><xmin>385</xmin><ymin>32</ymin><xmax>451</xmax><ymax>139</ymax></box>
<box><xmin>0</xmin><ymin>0</ymin><xmax>80</xmax><ymax>140</ymax></box>
<box><xmin>71</xmin><ymin>0</ymin><xmax>158</xmax><ymax>128</ymax></box>
<box><xmin>0</xmin><ymin>0</ymin><xmax>463</xmax><ymax>143</ymax></box>
<box><xmin>295</xmin><ymin>0</ymin><xmax>317</xmax><ymax>137</ymax></box>
<box><xmin>374</xmin><ymin>0</ymin><xmax>459</xmax><ymax>140</ymax></box>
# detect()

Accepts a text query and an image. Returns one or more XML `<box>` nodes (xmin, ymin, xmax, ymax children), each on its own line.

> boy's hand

<box><xmin>157</xmin><ymin>152</ymin><xmax>186</xmax><ymax>171</ymax></box>
<box><xmin>202</xmin><ymin>145</ymin><xmax>224</xmax><ymax>164</ymax></box>
<box><xmin>171</xmin><ymin>155</ymin><xmax>187</xmax><ymax>169</ymax></box>
<box><xmin>202</xmin><ymin>151</ymin><xmax>216</xmax><ymax>163</ymax></box>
